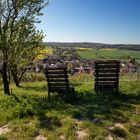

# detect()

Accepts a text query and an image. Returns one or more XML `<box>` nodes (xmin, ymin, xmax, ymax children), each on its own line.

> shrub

<box><xmin>22</xmin><ymin>72</ymin><xmax>46</xmax><ymax>82</ymax></box>
<box><xmin>0</xmin><ymin>95</ymin><xmax>35</xmax><ymax>119</ymax></box>
<box><xmin>0</xmin><ymin>136</ymin><xmax>7</xmax><ymax>140</ymax></box>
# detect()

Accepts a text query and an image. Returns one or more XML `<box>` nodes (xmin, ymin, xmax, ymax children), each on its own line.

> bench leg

<box><xmin>48</xmin><ymin>89</ymin><xmax>50</xmax><ymax>99</ymax></box>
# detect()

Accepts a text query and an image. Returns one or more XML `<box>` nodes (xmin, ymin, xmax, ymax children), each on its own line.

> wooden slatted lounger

<box><xmin>94</xmin><ymin>60</ymin><xmax>120</xmax><ymax>94</ymax></box>
<box><xmin>45</xmin><ymin>67</ymin><xmax>75</xmax><ymax>99</ymax></box>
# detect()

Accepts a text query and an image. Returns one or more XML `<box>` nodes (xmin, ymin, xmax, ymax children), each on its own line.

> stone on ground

<box><xmin>0</xmin><ymin>124</ymin><xmax>11</xmax><ymax>135</ymax></box>
<box><xmin>76</xmin><ymin>130</ymin><xmax>87</xmax><ymax>140</ymax></box>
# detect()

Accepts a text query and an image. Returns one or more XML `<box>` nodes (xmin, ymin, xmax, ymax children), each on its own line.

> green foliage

<box><xmin>111</xmin><ymin>126</ymin><xmax>128</xmax><ymax>138</ymax></box>
<box><xmin>22</xmin><ymin>72</ymin><xmax>46</xmax><ymax>82</ymax></box>
<box><xmin>0</xmin><ymin>136</ymin><xmax>7</xmax><ymax>140</ymax></box>
<box><xmin>0</xmin><ymin>95</ymin><xmax>34</xmax><ymax>119</ymax></box>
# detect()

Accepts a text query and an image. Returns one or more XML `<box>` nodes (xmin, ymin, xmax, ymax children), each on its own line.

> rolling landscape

<box><xmin>46</xmin><ymin>42</ymin><xmax>140</xmax><ymax>59</ymax></box>
<box><xmin>1</xmin><ymin>0</ymin><xmax>140</xmax><ymax>140</ymax></box>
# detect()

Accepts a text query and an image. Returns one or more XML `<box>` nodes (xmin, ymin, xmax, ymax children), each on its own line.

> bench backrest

<box><xmin>45</xmin><ymin>67</ymin><xmax>70</xmax><ymax>96</ymax></box>
<box><xmin>94</xmin><ymin>60</ymin><xmax>120</xmax><ymax>93</ymax></box>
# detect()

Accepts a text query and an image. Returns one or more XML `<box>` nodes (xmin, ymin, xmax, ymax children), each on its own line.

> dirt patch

<box><xmin>76</xmin><ymin>130</ymin><xmax>87</xmax><ymax>140</ymax></box>
<box><xmin>116</xmin><ymin>137</ymin><xmax>126</xmax><ymax>140</ymax></box>
<box><xmin>107</xmin><ymin>123</ymin><xmax>128</xmax><ymax>138</ymax></box>
<box><xmin>105</xmin><ymin>134</ymin><xmax>113</xmax><ymax>140</ymax></box>
<box><xmin>59</xmin><ymin>135</ymin><xmax>65</xmax><ymax>140</ymax></box>
<box><xmin>136</xmin><ymin>134</ymin><xmax>140</xmax><ymax>140</ymax></box>
<box><xmin>34</xmin><ymin>135</ymin><xmax>47</xmax><ymax>140</ymax></box>
<box><xmin>0</xmin><ymin>124</ymin><xmax>11</xmax><ymax>135</ymax></box>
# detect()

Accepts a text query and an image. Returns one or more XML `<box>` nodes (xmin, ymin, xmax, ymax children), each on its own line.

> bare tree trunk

<box><xmin>12</xmin><ymin>74</ymin><xmax>20</xmax><ymax>87</ymax></box>
<box><xmin>12</xmin><ymin>72</ymin><xmax>20</xmax><ymax>87</ymax></box>
<box><xmin>2</xmin><ymin>62</ymin><xmax>10</xmax><ymax>95</ymax></box>
<box><xmin>11</xmin><ymin>67</ymin><xmax>27</xmax><ymax>87</ymax></box>
<box><xmin>11</xmin><ymin>64</ymin><xmax>21</xmax><ymax>87</ymax></box>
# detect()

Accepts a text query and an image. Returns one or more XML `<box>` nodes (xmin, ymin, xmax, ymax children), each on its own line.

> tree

<box><xmin>0</xmin><ymin>0</ymin><xmax>48</xmax><ymax>94</ymax></box>
<box><xmin>9</xmin><ymin>24</ymin><xmax>45</xmax><ymax>87</ymax></box>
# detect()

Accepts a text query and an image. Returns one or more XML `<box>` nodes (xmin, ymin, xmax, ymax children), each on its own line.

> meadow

<box><xmin>0</xmin><ymin>73</ymin><xmax>140</xmax><ymax>140</ymax></box>
<box><xmin>78</xmin><ymin>48</ymin><xmax>140</xmax><ymax>60</ymax></box>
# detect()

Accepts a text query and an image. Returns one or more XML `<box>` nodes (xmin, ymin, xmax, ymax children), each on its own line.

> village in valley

<box><xmin>34</xmin><ymin>46</ymin><xmax>140</xmax><ymax>75</ymax></box>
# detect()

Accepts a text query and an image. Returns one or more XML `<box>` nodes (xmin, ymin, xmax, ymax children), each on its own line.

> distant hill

<box><xmin>44</xmin><ymin>42</ymin><xmax>140</xmax><ymax>51</ymax></box>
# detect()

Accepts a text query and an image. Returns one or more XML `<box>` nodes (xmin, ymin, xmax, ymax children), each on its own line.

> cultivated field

<box><xmin>78</xmin><ymin>48</ymin><xmax>140</xmax><ymax>60</ymax></box>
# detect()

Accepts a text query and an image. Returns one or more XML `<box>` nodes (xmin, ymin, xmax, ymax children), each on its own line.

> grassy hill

<box><xmin>0</xmin><ymin>74</ymin><xmax>140</xmax><ymax>139</ymax></box>
<box><xmin>78</xmin><ymin>48</ymin><xmax>140</xmax><ymax>60</ymax></box>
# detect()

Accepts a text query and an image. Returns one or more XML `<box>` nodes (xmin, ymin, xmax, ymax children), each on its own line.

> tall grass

<box><xmin>0</xmin><ymin>77</ymin><xmax>140</xmax><ymax>139</ymax></box>
<box><xmin>69</xmin><ymin>73</ymin><xmax>93</xmax><ymax>86</ymax></box>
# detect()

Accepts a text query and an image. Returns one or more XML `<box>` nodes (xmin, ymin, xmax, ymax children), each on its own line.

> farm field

<box><xmin>78</xmin><ymin>48</ymin><xmax>140</xmax><ymax>60</ymax></box>
<box><xmin>36</xmin><ymin>47</ymin><xmax>53</xmax><ymax>60</ymax></box>
<box><xmin>0</xmin><ymin>74</ymin><xmax>140</xmax><ymax>140</ymax></box>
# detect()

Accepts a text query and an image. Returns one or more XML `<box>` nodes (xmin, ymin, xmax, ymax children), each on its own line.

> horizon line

<box><xmin>43</xmin><ymin>41</ymin><xmax>140</xmax><ymax>45</ymax></box>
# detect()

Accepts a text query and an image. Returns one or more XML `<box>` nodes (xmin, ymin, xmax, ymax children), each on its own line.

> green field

<box><xmin>78</xmin><ymin>49</ymin><xmax>140</xmax><ymax>59</ymax></box>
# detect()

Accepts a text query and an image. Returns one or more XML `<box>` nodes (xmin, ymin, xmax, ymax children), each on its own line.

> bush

<box><xmin>0</xmin><ymin>136</ymin><xmax>7</xmax><ymax>140</ymax></box>
<box><xmin>111</xmin><ymin>126</ymin><xmax>128</xmax><ymax>138</ymax></box>
<box><xmin>0</xmin><ymin>95</ymin><xmax>36</xmax><ymax>119</ymax></box>
<box><xmin>22</xmin><ymin>72</ymin><xmax>46</xmax><ymax>82</ymax></box>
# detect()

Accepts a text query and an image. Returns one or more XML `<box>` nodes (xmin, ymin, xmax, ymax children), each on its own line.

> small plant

<box><xmin>111</xmin><ymin>126</ymin><xmax>128</xmax><ymax>138</ymax></box>
<box><xmin>0</xmin><ymin>136</ymin><xmax>7</xmax><ymax>140</ymax></box>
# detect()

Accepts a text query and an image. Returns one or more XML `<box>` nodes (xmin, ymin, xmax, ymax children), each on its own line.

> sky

<box><xmin>36</xmin><ymin>0</ymin><xmax>140</xmax><ymax>44</ymax></box>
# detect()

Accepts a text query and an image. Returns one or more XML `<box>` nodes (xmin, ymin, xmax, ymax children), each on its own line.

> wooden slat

<box><xmin>95</xmin><ymin>86</ymin><xmax>116</xmax><ymax>90</ymax></box>
<box><xmin>47</xmin><ymin>71</ymin><xmax>67</xmax><ymax>74</ymax></box>
<box><xmin>50</xmin><ymin>87</ymin><xmax>67</xmax><ymax>89</ymax></box>
<box><xmin>95</xmin><ymin>73</ymin><xmax>119</xmax><ymax>77</ymax></box>
<box><xmin>49</xmin><ymin>83</ymin><xmax>69</xmax><ymax>86</ymax></box>
<box><xmin>47</xmin><ymin>75</ymin><xmax>68</xmax><ymax>78</ymax></box>
<box><xmin>95</xmin><ymin>80</ymin><xmax>117</xmax><ymax>83</ymax></box>
<box><xmin>46</xmin><ymin>67</ymin><xmax>67</xmax><ymax>70</ymax></box>
<box><xmin>50</xmin><ymin>88</ymin><xmax>70</xmax><ymax>93</ymax></box>
<box><xmin>95</xmin><ymin>69</ymin><xmax>119</xmax><ymax>73</ymax></box>
<box><xmin>50</xmin><ymin>81</ymin><xmax>69</xmax><ymax>83</ymax></box>
<box><xmin>50</xmin><ymin>86</ymin><xmax>69</xmax><ymax>89</ymax></box>
<box><xmin>95</xmin><ymin>83</ymin><xmax>117</xmax><ymax>86</ymax></box>
<box><xmin>95</xmin><ymin>84</ymin><xmax>116</xmax><ymax>87</ymax></box>
<box><xmin>48</xmin><ymin>79</ymin><xmax>66</xmax><ymax>83</ymax></box>
<box><xmin>95</xmin><ymin>65</ymin><xmax>119</xmax><ymax>68</ymax></box>
<box><xmin>50</xmin><ymin>89</ymin><xmax>68</xmax><ymax>93</ymax></box>
<box><xmin>95</xmin><ymin>77</ymin><xmax>118</xmax><ymax>81</ymax></box>
<box><xmin>95</xmin><ymin>61</ymin><xmax>120</xmax><ymax>64</ymax></box>
<box><xmin>96</xmin><ymin>63</ymin><xmax>119</xmax><ymax>66</ymax></box>
<box><xmin>50</xmin><ymin>86</ymin><xmax>72</xmax><ymax>89</ymax></box>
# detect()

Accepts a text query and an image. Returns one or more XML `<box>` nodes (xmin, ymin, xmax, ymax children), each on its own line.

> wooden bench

<box><xmin>94</xmin><ymin>60</ymin><xmax>120</xmax><ymax>93</ymax></box>
<box><xmin>45</xmin><ymin>67</ymin><xmax>75</xmax><ymax>99</ymax></box>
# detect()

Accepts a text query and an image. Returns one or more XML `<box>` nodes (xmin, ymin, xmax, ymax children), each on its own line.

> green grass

<box><xmin>78</xmin><ymin>49</ymin><xmax>140</xmax><ymax>59</ymax></box>
<box><xmin>0</xmin><ymin>76</ymin><xmax>140</xmax><ymax>139</ymax></box>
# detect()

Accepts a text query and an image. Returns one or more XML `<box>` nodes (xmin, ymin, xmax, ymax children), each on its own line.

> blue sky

<box><xmin>36</xmin><ymin>0</ymin><xmax>140</xmax><ymax>44</ymax></box>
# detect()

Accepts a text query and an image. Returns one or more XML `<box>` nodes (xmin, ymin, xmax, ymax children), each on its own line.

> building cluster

<box><xmin>32</xmin><ymin>48</ymin><xmax>139</xmax><ymax>74</ymax></box>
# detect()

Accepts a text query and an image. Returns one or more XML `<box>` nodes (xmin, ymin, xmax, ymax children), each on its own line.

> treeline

<box><xmin>45</xmin><ymin>42</ymin><xmax>140</xmax><ymax>51</ymax></box>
